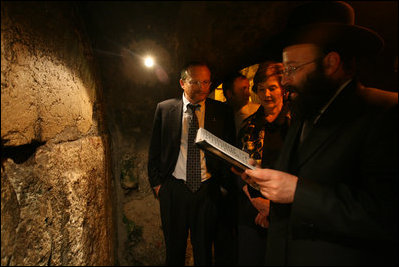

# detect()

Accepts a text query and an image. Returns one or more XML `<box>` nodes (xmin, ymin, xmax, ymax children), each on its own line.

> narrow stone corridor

<box><xmin>1</xmin><ymin>1</ymin><xmax>397</xmax><ymax>266</ymax></box>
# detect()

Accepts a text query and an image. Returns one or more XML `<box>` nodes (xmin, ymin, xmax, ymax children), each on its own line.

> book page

<box><xmin>195</xmin><ymin>128</ymin><xmax>255</xmax><ymax>170</ymax></box>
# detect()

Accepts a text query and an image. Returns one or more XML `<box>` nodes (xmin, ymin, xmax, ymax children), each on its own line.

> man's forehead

<box><xmin>188</xmin><ymin>65</ymin><xmax>210</xmax><ymax>74</ymax></box>
<box><xmin>283</xmin><ymin>43</ymin><xmax>319</xmax><ymax>61</ymax></box>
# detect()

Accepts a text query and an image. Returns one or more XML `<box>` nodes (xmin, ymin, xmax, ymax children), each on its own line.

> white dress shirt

<box><xmin>172</xmin><ymin>94</ymin><xmax>211</xmax><ymax>182</ymax></box>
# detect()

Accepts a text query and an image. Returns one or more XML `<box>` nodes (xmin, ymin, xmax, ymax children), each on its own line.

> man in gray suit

<box><xmin>242</xmin><ymin>2</ymin><xmax>398</xmax><ymax>265</ymax></box>
<box><xmin>148</xmin><ymin>61</ymin><xmax>236</xmax><ymax>265</ymax></box>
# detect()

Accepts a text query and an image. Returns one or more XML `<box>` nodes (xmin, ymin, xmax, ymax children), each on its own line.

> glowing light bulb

<box><xmin>144</xmin><ymin>56</ymin><xmax>154</xmax><ymax>67</ymax></box>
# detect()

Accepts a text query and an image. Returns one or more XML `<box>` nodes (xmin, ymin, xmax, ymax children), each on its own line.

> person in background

<box><xmin>148</xmin><ymin>61</ymin><xmax>236</xmax><ymax>265</ymax></box>
<box><xmin>235</xmin><ymin>61</ymin><xmax>290</xmax><ymax>265</ymax></box>
<box><xmin>242</xmin><ymin>1</ymin><xmax>398</xmax><ymax>265</ymax></box>
<box><xmin>223</xmin><ymin>73</ymin><xmax>260</xmax><ymax>135</ymax></box>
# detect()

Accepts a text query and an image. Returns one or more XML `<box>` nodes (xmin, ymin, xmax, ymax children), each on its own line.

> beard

<box><xmin>285</xmin><ymin>62</ymin><xmax>339</xmax><ymax>121</ymax></box>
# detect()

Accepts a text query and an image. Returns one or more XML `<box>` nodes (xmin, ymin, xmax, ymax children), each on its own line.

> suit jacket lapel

<box><xmin>167</xmin><ymin>99</ymin><xmax>183</xmax><ymax>146</ymax></box>
<box><xmin>294</xmin><ymin>81</ymin><xmax>358</xmax><ymax>169</ymax></box>
<box><xmin>295</xmin><ymin>116</ymin><xmax>344</xmax><ymax>169</ymax></box>
<box><xmin>204</xmin><ymin>98</ymin><xmax>217</xmax><ymax>131</ymax></box>
<box><xmin>277</xmin><ymin>118</ymin><xmax>302</xmax><ymax>171</ymax></box>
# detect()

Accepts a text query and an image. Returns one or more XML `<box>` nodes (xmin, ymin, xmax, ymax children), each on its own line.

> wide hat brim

<box><xmin>270</xmin><ymin>1</ymin><xmax>385</xmax><ymax>56</ymax></box>
<box><xmin>278</xmin><ymin>22</ymin><xmax>384</xmax><ymax>56</ymax></box>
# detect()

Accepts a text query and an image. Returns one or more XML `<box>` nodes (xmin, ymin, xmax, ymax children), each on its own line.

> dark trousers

<box><xmin>214</xmin><ymin>186</ymin><xmax>238</xmax><ymax>266</ymax></box>
<box><xmin>236</xmin><ymin>191</ymin><xmax>268</xmax><ymax>266</ymax></box>
<box><xmin>159</xmin><ymin>176</ymin><xmax>219</xmax><ymax>266</ymax></box>
<box><xmin>237</xmin><ymin>224</ymin><xmax>267</xmax><ymax>265</ymax></box>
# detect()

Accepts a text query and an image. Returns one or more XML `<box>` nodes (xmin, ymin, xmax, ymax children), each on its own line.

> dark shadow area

<box><xmin>1</xmin><ymin>140</ymin><xmax>45</xmax><ymax>164</ymax></box>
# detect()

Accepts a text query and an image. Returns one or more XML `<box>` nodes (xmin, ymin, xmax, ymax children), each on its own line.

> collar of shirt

<box><xmin>313</xmin><ymin>79</ymin><xmax>352</xmax><ymax>125</ymax></box>
<box><xmin>182</xmin><ymin>93</ymin><xmax>206</xmax><ymax>113</ymax></box>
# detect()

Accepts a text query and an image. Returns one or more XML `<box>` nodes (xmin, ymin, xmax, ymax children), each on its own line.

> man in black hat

<box><xmin>241</xmin><ymin>1</ymin><xmax>398</xmax><ymax>265</ymax></box>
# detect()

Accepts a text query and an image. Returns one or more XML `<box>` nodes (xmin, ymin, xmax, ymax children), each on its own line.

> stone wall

<box><xmin>1</xmin><ymin>2</ymin><xmax>113</xmax><ymax>265</ymax></box>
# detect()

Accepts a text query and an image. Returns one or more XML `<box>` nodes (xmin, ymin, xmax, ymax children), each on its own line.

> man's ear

<box><xmin>323</xmin><ymin>51</ymin><xmax>341</xmax><ymax>76</ymax></box>
<box><xmin>179</xmin><ymin>79</ymin><xmax>185</xmax><ymax>89</ymax></box>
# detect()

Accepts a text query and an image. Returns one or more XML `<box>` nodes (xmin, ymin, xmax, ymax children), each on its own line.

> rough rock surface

<box><xmin>2</xmin><ymin>137</ymin><xmax>111</xmax><ymax>266</ymax></box>
<box><xmin>1</xmin><ymin>2</ymin><xmax>113</xmax><ymax>266</ymax></box>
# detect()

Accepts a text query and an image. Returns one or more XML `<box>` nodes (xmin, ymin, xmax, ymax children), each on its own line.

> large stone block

<box><xmin>1</xmin><ymin>2</ymin><xmax>95</xmax><ymax>146</ymax></box>
<box><xmin>1</xmin><ymin>136</ymin><xmax>112</xmax><ymax>266</ymax></box>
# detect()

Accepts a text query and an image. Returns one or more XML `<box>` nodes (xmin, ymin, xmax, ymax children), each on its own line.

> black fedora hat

<box><xmin>277</xmin><ymin>1</ymin><xmax>384</xmax><ymax>55</ymax></box>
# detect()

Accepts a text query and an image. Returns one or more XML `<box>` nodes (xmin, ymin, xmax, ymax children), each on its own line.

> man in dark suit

<box><xmin>242</xmin><ymin>2</ymin><xmax>398</xmax><ymax>266</ymax></box>
<box><xmin>148</xmin><ymin>62</ymin><xmax>236</xmax><ymax>265</ymax></box>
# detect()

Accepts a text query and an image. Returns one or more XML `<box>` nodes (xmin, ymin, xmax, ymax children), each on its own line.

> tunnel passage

<box><xmin>79</xmin><ymin>1</ymin><xmax>397</xmax><ymax>265</ymax></box>
<box><xmin>2</xmin><ymin>1</ymin><xmax>397</xmax><ymax>266</ymax></box>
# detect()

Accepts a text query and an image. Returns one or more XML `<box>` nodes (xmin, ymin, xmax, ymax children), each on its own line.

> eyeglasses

<box><xmin>188</xmin><ymin>80</ymin><xmax>212</xmax><ymax>87</ymax></box>
<box><xmin>282</xmin><ymin>59</ymin><xmax>319</xmax><ymax>77</ymax></box>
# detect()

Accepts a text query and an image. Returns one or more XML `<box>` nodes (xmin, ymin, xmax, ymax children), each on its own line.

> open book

<box><xmin>195</xmin><ymin>128</ymin><xmax>259</xmax><ymax>190</ymax></box>
<box><xmin>195</xmin><ymin>127</ymin><xmax>257</xmax><ymax>171</ymax></box>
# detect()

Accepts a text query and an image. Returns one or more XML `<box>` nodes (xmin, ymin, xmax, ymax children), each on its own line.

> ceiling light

<box><xmin>144</xmin><ymin>56</ymin><xmax>154</xmax><ymax>68</ymax></box>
